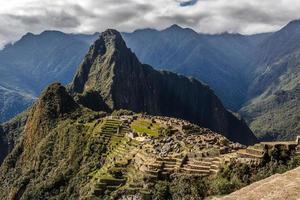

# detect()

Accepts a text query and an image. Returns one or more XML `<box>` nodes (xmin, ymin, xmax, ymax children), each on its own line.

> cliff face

<box><xmin>0</xmin><ymin>112</ymin><xmax>28</xmax><ymax>164</ymax></box>
<box><xmin>0</xmin><ymin>126</ymin><xmax>8</xmax><ymax>163</ymax></box>
<box><xmin>69</xmin><ymin>29</ymin><xmax>257</xmax><ymax>145</ymax></box>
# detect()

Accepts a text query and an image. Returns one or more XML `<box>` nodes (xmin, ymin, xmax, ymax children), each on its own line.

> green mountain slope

<box><xmin>0</xmin><ymin>83</ymin><xmax>244</xmax><ymax>199</ymax></box>
<box><xmin>239</xmin><ymin>20</ymin><xmax>300</xmax><ymax>141</ymax></box>
<box><xmin>241</xmin><ymin>50</ymin><xmax>300</xmax><ymax>141</ymax></box>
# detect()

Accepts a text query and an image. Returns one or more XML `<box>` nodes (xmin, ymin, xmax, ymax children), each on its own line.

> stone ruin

<box><xmin>236</xmin><ymin>136</ymin><xmax>300</xmax><ymax>165</ymax></box>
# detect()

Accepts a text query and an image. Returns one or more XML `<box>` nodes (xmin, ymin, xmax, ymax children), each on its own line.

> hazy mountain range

<box><xmin>1</xmin><ymin>20</ymin><xmax>300</xmax><ymax>141</ymax></box>
<box><xmin>0</xmin><ymin>31</ymin><xmax>98</xmax><ymax>122</ymax></box>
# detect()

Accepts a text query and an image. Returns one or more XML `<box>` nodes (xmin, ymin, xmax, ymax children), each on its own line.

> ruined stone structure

<box><xmin>236</xmin><ymin>136</ymin><xmax>300</xmax><ymax>165</ymax></box>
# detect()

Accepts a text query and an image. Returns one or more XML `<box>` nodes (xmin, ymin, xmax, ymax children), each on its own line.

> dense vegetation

<box><xmin>148</xmin><ymin>146</ymin><xmax>300</xmax><ymax>200</ymax></box>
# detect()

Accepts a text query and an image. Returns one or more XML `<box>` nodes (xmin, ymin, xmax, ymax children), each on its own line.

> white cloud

<box><xmin>1</xmin><ymin>0</ymin><xmax>300</xmax><ymax>46</ymax></box>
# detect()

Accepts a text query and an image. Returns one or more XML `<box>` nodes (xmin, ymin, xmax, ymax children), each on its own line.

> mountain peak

<box><xmin>21</xmin><ymin>83</ymin><xmax>78</xmax><ymax>154</ymax></box>
<box><xmin>101</xmin><ymin>29</ymin><xmax>122</xmax><ymax>38</ymax></box>
<box><xmin>278</xmin><ymin>19</ymin><xmax>300</xmax><ymax>33</ymax></box>
<box><xmin>69</xmin><ymin>29</ymin><xmax>140</xmax><ymax>108</ymax></box>
<box><xmin>69</xmin><ymin>29</ymin><xmax>257</xmax><ymax>145</ymax></box>
<box><xmin>99</xmin><ymin>29</ymin><xmax>127</xmax><ymax>49</ymax></box>
<box><xmin>164</xmin><ymin>24</ymin><xmax>184</xmax><ymax>31</ymax></box>
<box><xmin>38</xmin><ymin>82</ymin><xmax>78</xmax><ymax>118</ymax></box>
<box><xmin>287</xmin><ymin>19</ymin><xmax>300</xmax><ymax>25</ymax></box>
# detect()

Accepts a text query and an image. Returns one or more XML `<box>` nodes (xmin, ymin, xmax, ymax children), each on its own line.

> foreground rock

<box><xmin>218</xmin><ymin>166</ymin><xmax>300</xmax><ymax>200</ymax></box>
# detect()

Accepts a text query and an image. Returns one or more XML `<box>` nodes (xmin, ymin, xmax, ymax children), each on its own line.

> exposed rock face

<box><xmin>219</xmin><ymin>166</ymin><xmax>300</xmax><ymax>200</ymax></box>
<box><xmin>0</xmin><ymin>126</ymin><xmax>8</xmax><ymax>163</ymax></box>
<box><xmin>122</xmin><ymin>26</ymin><xmax>263</xmax><ymax>110</ymax></box>
<box><xmin>69</xmin><ymin>29</ymin><xmax>257</xmax><ymax>145</ymax></box>
<box><xmin>0</xmin><ymin>112</ymin><xmax>28</xmax><ymax>164</ymax></box>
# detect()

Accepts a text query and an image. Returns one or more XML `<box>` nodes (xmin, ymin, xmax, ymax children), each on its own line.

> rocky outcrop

<box><xmin>219</xmin><ymin>166</ymin><xmax>300</xmax><ymax>200</ymax></box>
<box><xmin>0</xmin><ymin>126</ymin><xmax>8</xmax><ymax>163</ymax></box>
<box><xmin>0</xmin><ymin>111</ymin><xmax>28</xmax><ymax>164</ymax></box>
<box><xmin>69</xmin><ymin>29</ymin><xmax>257</xmax><ymax>145</ymax></box>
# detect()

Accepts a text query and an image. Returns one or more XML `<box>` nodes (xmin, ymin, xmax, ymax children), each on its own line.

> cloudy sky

<box><xmin>1</xmin><ymin>0</ymin><xmax>300</xmax><ymax>47</ymax></box>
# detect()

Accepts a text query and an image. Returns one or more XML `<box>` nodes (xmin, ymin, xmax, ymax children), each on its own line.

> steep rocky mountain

<box><xmin>240</xmin><ymin>20</ymin><xmax>300</xmax><ymax>141</ymax></box>
<box><xmin>0</xmin><ymin>25</ymin><xmax>268</xmax><ymax>125</ymax></box>
<box><xmin>0</xmin><ymin>31</ymin><xmax>98</xmax><ymax>123</ymax></box>
<box><xmin>69</xmin><ymin>29</ymin><xmax>257</xmax><ymax>145</ymax></box>
<box><xmin>1</xmin><ymin>21</ymin><xmax>300</xmax><ymax>142</ymax></box>
<box><xmin>255</xmin><ymin>20</ymin><xmax>300</xmax><ymax>69</ymax></box>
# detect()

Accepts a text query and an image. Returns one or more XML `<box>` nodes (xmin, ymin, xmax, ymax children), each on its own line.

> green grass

<box><xmin>130</xmin><ymin>119</ymin><xmax>160</xmax><ymax>137</ymax></box>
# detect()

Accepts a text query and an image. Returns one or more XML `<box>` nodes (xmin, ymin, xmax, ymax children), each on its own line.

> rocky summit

<box><xmin>69</xmin><ymin>29</ymin><xmax>257</xmax><ymax>145</ymax></box>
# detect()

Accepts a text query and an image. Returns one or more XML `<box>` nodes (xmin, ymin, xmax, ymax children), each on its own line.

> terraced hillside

<box><xmin>0</xmin><ymin>83</ymin><xmax>247</xmax><ymax>199</ymax></box>
<box><xmin>83</xmin><ymin>115</ymin><xmax>245</xmax><ymax>199</ymax></box>
<box><xmin>1</xmin><ymin>83</ymin><xmax>300</xmax><ymax>200</ymax></box>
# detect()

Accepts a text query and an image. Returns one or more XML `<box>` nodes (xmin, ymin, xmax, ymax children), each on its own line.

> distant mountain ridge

<box><xmin>122</xmin><ymin>26</ymin><xmax>263</xmax><ymax>110</ymax></box>
<box><xmin>240</xmin><ymin>20</ymin><xmax>300</xmax><ymax>140</ymax></box>
<box><xmin>122</xmin><ymin>22</ymin><xmax>300</xmax><ymax>141</ymax></box>
<box><xmin>0</xmin><ymin>31</ymin><xmax>98</xmax><ymax>122</ymax></box>
<box><xmin>0</xmin><ymin>85</ymin><xmax>34</xmax><ymax>123</ymax></box>
<box><xmin>0</xmin><ymin>21</ymin><xmax>300</xmax><ymax>141</ymax></box>
<box><xmin>0</xmin><ymin>25</ymin><xmax>268</xmax><ymax>123</ymax></box>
